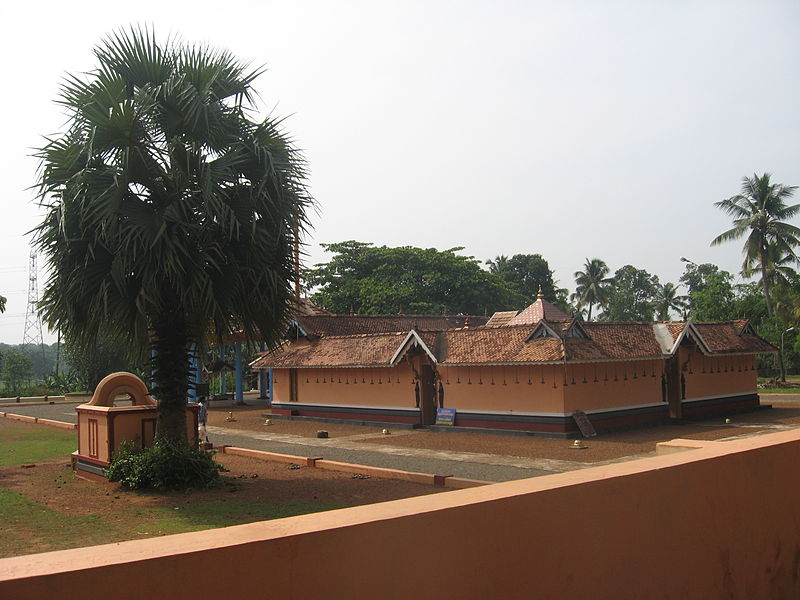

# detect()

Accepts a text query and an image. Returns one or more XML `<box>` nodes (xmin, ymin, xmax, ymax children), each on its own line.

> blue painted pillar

<box><xmin>259</xmin><ymin>342</ymin><xmax>268</xmax><ymax>399</ymax></box>
<box><xmin>188</xmin><ymin>346</ymin><xmax>201</xmax><ymax>403</ymax></box>
<box><xmin>150</xmin><ymin>348</ymin><xmax>157</xmax><ymax>400</ymax></box>
<box><xmin>234</xmin><ymin>342</ymin><xmax>244</xmax><ymax>404</ymax></box>
<box><xmin>268</xmin><ymin>368</ymin><xmax>274</xmax><ymax>404</ymax></box>
<box><xmin>219</xmin><ymin>346</ymin><xmax>227</xmax><ymax>394</ymax></box>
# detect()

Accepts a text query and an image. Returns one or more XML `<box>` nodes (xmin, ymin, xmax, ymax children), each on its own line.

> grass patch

<box><xmin>0</xmin><ymin>427</ymin><xmax>75</xmax><ymax>466</ymax></box>
<box><xmin>0</xmin><ymin>488</ymin><xmax>119</xmax><ymax>558</ymax></box>
<box><xmin>131</xmin><ymin>498</ymin><xmax>342</xmax><ymax>536</ymax></box>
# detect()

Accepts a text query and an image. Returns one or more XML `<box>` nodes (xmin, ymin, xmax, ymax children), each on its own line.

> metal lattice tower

<box><xmin>22</xmin><ymin>250</ymin><xmax>44</xmax><ymax>355</ymax></box>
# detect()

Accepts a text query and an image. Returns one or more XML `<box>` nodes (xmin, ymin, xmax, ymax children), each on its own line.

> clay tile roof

<box><xmin>295</xmin><ymin>298</ymin><xmax>333</xmax><ymax>316</ymax></box>
<box><xmin>485</xmin><ymin>311</ymin><xmax>519</xmax><ymax>328</ymax></box>
<box><xmin>438</xmin><ymin>326</ymin><xmax>563</xmax><ymax>364</ymax></box>
<box><xmin>506</xmin><ymin>298</ymin><xmax>569</xmax><ymax>326</ymax></box>
<box><xmin>574</xmin><ymin>323</ymin><xmax>666</xmax><ymax>360</ymax></box>
<box><xmin>294</xmin><ymin>314</ymin><xmax>487</xmax><ymax>337</ymax></box>
<box><xmin>251</xmin><ymin>332</ymin><xmax>408</xmax><ymax>369</ymax></box>
<box><xmin>693</xmin><ymin>322</ymin><xmax>777</xmax><ymax>354</ymax></box>
<box><xmin>252</xmin><ymin>319</ymin><xmax>777</xmax><ymax>370</ymax></box>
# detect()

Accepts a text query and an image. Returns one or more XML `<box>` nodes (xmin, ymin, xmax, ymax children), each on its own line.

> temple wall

<box><xmin>562</xmin><ymin>360</ymin><xmax>665</xmax><ymax>413</ymax></box>
<box><xmin>681</xmin><ymin>353</ymin><xmax>757</xmax><ymax>400</ymax></box>
<box><xmin>435</xmin><ymin>365</ymin><xmax>565</xmax><ymax>414</ymax></box>
<box><xmin>272</xmin><ymin>365</ymin><xmax>417</xmax><ymax>408</ymax></box>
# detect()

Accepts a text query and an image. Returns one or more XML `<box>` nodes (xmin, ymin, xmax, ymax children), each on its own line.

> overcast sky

<box><xmin>1</xmin><ymin>0</ymin><xmax>798</xmax><ymax>344</ymax></box>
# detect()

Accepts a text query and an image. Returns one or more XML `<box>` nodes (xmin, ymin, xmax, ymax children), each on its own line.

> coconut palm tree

<box><xmin>572</xmin><ymin>258</ymin><xmax>613</xmax><ymax>320</ymax></box>
<box><xmin>34</xmin><ymin>28</ymin><xmax>310</xmax><ymax>446</ymax></box>
<box><xmin>652</xmin><ymin>282</ymin><xmax>687</xmax><ymax>321</ymax></box>
<box><xmin>712</xmin><ymin>173</ymin><xmax>800</xmax><ymax>317</ymax></box>
<box><xmin>485</xmin><ymin>255</ymin><xmax>510</xmax><ymax>277</ymax></box>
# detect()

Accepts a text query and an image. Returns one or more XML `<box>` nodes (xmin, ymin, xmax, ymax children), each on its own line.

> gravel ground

<box><xmin>206</xmin><ymin>428</ymin><xmax>554</xmax><ymax>482</ymax></box>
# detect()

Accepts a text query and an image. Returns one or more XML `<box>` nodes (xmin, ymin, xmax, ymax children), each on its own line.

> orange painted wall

<box><xmin>276</xmin><ymin>361</ymin><xmax>672</xmax><ymax>415</ymax></box>
<box><xmin>3</xmin><ymin>429</ymin><xmax>799</xmax><ymax>599</ymax></box>
<box><xmin>436</xmin><ymin>365</ymin><xmax>565</xmax><ymax>413</ymax></box>
<box><xmin>273</xmin><ymin>365</ymin><xmax>417</xmax><ymax>408</ymax></box>
<box><xmin>272</xmin><ymin>370</ymin><xmax>291</xmax><ymax>403</ymax></box>
<box><xmin>77</xmin><ymin>406</ymin><xmax>199</xmax><ymax>463</ymax></box>
<box><xmin>563</xmin><ymin>360</ymin><xmax>665</xmax><ymax>413</ymax></box>
<box><xmin>681</xmin><ymin>353</ymin><xmax>757</xmax><ymax>399</ymax></box>
<box><xmin>77</xmin><ymin>413</ymin><xmax>110</xmax><ymax>461</ymax></box>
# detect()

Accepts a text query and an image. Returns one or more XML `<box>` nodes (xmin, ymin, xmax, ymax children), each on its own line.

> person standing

<box><xmin>198</xmin><ymin>397</ymin><xmax>209</xmax><ymax>442</ymax></box>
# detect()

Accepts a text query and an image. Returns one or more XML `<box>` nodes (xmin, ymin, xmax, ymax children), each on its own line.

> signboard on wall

<box><xmin>435</xmin><ymin>408</ymin><xmax>457</xmax><ymax>426</ymax></box>
<box><xmin>572</xmin><ymin>410</ymin><xmax>597</xmax><ymax>437</ymax></box>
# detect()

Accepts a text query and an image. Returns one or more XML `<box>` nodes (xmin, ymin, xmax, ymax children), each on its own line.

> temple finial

<box><xmin>537</xmin><ymin>286</ymin><xmax>544</xmax><ymax>300</ymax></box>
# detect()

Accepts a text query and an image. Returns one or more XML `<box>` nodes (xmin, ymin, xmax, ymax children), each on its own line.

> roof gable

<box><xmin>390</xmin><ymin>330</ymin><xmax>438</xmax><ymax>366</ymax></box>
<box><xmin>525</xmin><ymin>321</ymin><xmax>562</xmax><ymax>341</ymax></box>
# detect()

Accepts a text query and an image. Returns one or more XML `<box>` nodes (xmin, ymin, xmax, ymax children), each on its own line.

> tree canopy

<box><xmin>486</xmin><ymin>254</ymin><xmax>557</xmax><ymax>302</ymax></box>
<box><xmin>34</xmin><ymin>27</ymin><xmax>309</xmax><ymax>449</ymax></box>
<box><xmin>601</xmin><ymin>265</ymin><xmax>660</xmax><ymax>322</ymax></box>
<box><xmin>308</xmin><ymin>242</ymin><xmax>523</xmax><ymax>315</ymax></box>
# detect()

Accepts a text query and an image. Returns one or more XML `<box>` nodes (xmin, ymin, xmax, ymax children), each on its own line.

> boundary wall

<box><xmin>1</xmin><ymin>429</ymin><xmax>799</xmax><ymax>598</ymax></box>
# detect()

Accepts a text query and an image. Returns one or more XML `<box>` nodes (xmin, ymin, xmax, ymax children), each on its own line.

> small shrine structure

<box><xmin>73</xmin><ymin>372</ymin><xmax>198</xmax><ymax>480</ymax></box>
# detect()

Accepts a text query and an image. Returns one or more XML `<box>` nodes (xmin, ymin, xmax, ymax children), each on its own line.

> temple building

<box><xmin>250</xmin><ymin>293</ymin><xmax>776</xmax><ymax>436</ymax></box>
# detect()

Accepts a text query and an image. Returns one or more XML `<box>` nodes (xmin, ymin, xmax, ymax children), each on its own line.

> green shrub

<box><xmin>108</xmin><ymin>439</ymin><xmax>223</xmax><ymax>491</ymax></box>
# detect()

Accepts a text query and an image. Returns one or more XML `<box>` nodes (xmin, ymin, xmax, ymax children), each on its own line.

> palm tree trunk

<box><xmin>151</xmin><ymin>316</ymin><xmax>191</xmax><ymax>444</ymax></box>
<box><xmin>759</xmin><ymin>251</ymin><xmax>785</xmax><ymax>381</ymax></box>
<box><xmin>587</xmin><ymin>302</ymin><xmax>593</xmax><ymax>321</ymax></box>
<box><xmin>760</xmin><ymin>255</ymin><xmax>774</xmax><ymax>318</ymax></box>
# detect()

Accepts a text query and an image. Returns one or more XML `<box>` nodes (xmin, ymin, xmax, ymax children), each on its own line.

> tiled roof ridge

<box><xmin>693</xmin><ymin>320</ymin><xmax>748</xmax><ymax>325</ymax></box>
<box><xmin>303</xmin><ymin>331</ymin><xmax>411</xmax><ymax>341</ymax></box>
<box><xmin>582</xmin><ymin>321</ymin><xmax>667</xmax><ymax>326</ymax></box>
<box><xmin>303</xmin><ymin>313</ymin><xmax>484</xmax><ymax>319</ymax></box>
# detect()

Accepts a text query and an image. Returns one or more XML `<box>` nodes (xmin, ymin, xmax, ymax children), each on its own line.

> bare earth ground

<box><xmin>0</xmin><ymin>418</ymin><xmax>441</xmax><ymax>558</ymax></box>
<box><xmin>207</xmin><ymin>404</ymin><xmax>385</xmax><ymax>437</ymax></box>
<box><xmin>209</xmin><ymin>399</ymin><xmax>800</xmax><ymax>464</ymax></box>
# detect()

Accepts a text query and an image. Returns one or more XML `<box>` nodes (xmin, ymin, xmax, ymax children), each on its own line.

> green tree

<box><xmin>602</xmin><ymin>265</ymin><xmax>660</xmax><ymax>321</ymax></box>
<box><xmin>680</xmin><ymin>262</ymin><xmax>724</xmax><ymax>297</ymax></box>
<box><xmin>62</xmin><ymin>333</ymin><xmax>141</xmax><ymax>392</ymax></box>
<box><xmin>308</xmin><ymin>242</ymin><xmax>523</xmax><ymax>315</ymax></box>
<box><xmin>486</xmin><ymin>254</ymin><xmax>557</xmax><ymax>302</ymax></box>
<box><xmin>652</xmin><ymin>282</ymin><xmax>687</xmax><ymax>320</ymax></box>
<box><xmin>1</xmin><ymin>350</ymin><xmax>34</xmax><ymax>396</ymax></box>
<box><xmin>711</xmin><ymin>173</ymin><xmax>800</xmax><ymax>317</ymax></box>
<box><xmin>0</xmin><ymin>295</ymin><xmax>5</xmax><ymax>313</ymax></box>
<box><xmin>34</xmin><ymin>29</ymin><xmax>309</xmax><ymax>457</ymax></box>
<box><xmin>572</xmin><ymin>258</ymin><xmax>613</xmax><ymax>320</ymax></box>
<box><xmin>685</xmin><ymin>270</ymin><xmax>736</xmax><ymax>321</ymax></box>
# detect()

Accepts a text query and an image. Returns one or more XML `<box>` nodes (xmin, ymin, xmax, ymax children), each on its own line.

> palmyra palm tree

<box><xmin>572</xmin><ymin>258</ymin><xmax>613</xmax><ymax>321</ymax></box>
<box><xmin>712</xmin><ymin>173</ymin><xmax>800</xmax><ymax>317</ymax></box>
<box><xmin>653</xmin><ymin>282</ymin><xmax>687</xmax><ymax>321</ymax></box>
<box><xmin>35</xmin><ymin>27</ymin><xmax>310</xmax><ymax>447</ymax></box>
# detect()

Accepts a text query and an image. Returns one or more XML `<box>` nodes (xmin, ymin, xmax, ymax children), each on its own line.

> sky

<box><xmin>0</xmin><ymin>0</ymin><xmax>798</xmax><ymax>344</ymax></box>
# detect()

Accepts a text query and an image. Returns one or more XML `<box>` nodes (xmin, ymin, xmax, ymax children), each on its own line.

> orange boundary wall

<box><xmin>219</xmin><ymin>445</ymin><xmax>487</xmax><ymax>489</ymax></box>
<box><xmin>1</xmin><ymin>429</ymin><xmax>799</xmax><ymax>598</ymax></box>
<box><xmin>0</xmin><ymin>412</ymin><xmax>76</xmax><ymax>430</ymax></box>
